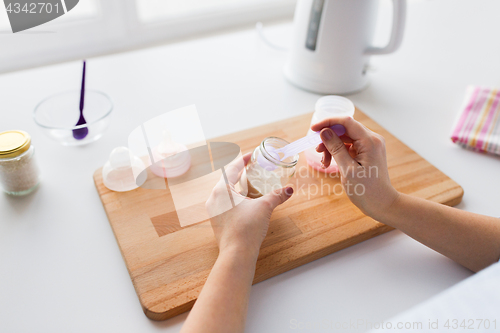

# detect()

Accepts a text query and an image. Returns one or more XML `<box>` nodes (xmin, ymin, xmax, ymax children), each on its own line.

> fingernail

<box><xmin>284</xmin><ymin>187</ymin><xmax>294</xmax><ymax>196</ymax></box>
<box><xmin>332</xmin><ymin>124</ymin><xmax>346</xmax><ymax>137</ymax></box>
<box><xmin>321</xmin><ymin>128</ymin><xmax>333</xmax><ymax>140</ymax></box>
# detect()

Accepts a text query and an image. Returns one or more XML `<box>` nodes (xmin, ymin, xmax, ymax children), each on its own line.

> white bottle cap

<box><xmin>151</xmin><ymin>131</ymin><xmax>191</xmax><ymax>178</ymax></box>
<box><xmin>315</xmin><ymin>95</ymin><xmax>355</xmax><ymax>118</ymax></box>
<box><xmin>102</xmin><ymin>147</ymin><xmax>145</xmax><ymax>192</ymax></box>
<box><xmin>157</xmin><ymin>131</ymin><xmax>178</xmax><ymax>155</ymax></box>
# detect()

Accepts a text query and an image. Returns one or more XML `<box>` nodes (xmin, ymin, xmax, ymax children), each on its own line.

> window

<box><xmin>136</xmin><ymin>0</ymin><xmax>288</xmax><ymax>23</ymax></box>
<box><xmin>0</xmin><ymin>0</ymin><xmax>296</xmax><ymax>73</ymax></box>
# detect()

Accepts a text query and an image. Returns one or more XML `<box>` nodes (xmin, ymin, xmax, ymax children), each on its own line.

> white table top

<box><xmin>1</xmin><ymin>1</ymin><xmax>499</xmax><ymax>332</ymax></box>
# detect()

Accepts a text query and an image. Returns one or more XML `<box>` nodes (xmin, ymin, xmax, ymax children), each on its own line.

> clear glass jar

<box><xmin>0</xmin><ymin>131</ymin><xmax>41</xmax><ymax>195</ymax></box>
<box><xmin>240</xmin><ymin>137</ymin><xmax>298</xmax><ymax>198</ymax></box>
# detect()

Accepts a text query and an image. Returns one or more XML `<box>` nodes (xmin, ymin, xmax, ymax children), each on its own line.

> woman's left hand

<box><xmin>206</xmin><ymin>153</ymin><xmax>294</xmax><ymax>257</ymax></box>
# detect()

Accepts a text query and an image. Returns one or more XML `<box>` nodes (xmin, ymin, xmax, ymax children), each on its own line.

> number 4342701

<box><xmin>444</xmin><ymin>319</ymin><xmax>497</xmax><ymax>330</ymax></box>
<box><xmin>6</xmin><ymin>3</ymin><xmax>61</xmax><ymax>14</ymax></box>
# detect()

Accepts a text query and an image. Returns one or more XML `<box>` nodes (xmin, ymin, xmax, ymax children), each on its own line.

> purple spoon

<box><xmin>72</xmin><ymin>60</ymin><xmax>89</xmax><ymax>140</ymax></box>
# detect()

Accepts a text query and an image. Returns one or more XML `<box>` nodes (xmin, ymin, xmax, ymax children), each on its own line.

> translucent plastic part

<box><xmin>314</xmin><ymin>95</ymin><xmax>355</xmax><ymax>118</ymax></box>
<box><xmin>157</xmin><ymin>130</ymin><xmax>177</xmax><ymax>155</ymax></box>
<box><xmin>150</xmin><ymin>130</ymin><xmax>191</xmax><ymax>178</ymax></box>
<box><xmin>102</xmin><ymin>147</ymin><xmax>145</xmax><ymax>192</ymax></box>
<box><xmin>305</xmin><ymin>95</ymin><xmax>355</xmax><ymax>173</ymax></box>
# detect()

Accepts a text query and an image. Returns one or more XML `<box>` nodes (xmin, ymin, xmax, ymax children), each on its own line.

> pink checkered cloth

<box><xmin>451</xmin><ymin>86</ymin><xmax>500</xmax><ymax>155</ymax></box>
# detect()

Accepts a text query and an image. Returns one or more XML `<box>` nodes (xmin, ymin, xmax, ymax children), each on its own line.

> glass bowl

<box><xmin>33</xmin><ymin>90</ymin><xmax>113</xmax><ymax>146</ymax></box>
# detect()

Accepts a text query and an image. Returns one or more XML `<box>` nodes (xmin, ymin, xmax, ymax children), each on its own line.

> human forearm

<box><xmin>378</xmin><ymin>193</ymin><xmax>500</xmax><ymax>272</ymax></box>
<box><xmin>188</xmin><ymin>155</ymin><xmax>292</xmax><ymax>333</ymax></box>
<box><xmin>180</xmin><ymin>247</ymin><xmax>259</xmax><ymax>333</ymax></box>
<box><xmin>314</xmin><ymin>117</ymin><xmax>500</xmax><ymax>272</ymax></box>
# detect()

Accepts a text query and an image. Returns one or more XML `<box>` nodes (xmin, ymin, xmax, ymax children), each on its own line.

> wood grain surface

<box><xmin>93</xmin><ymin>109</ymin><xmax>464</xmax><ymax>320</ymax></box>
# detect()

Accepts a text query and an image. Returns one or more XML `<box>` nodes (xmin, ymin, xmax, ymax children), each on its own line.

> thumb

<box><xmin>260</xmin><ymin>186</ymin><xmax>294</xmax><ymax>210</ymax></box>
<box><xmin>320</xmin><ymin>128</ymin><xmax>354</xmax><ymax>170</ymax></box>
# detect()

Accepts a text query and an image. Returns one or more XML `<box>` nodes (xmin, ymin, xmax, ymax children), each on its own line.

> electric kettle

<box><xmin>284</xmin><ymin>0</ymin><xmax>406</xmax><ymax>94</ymax></box>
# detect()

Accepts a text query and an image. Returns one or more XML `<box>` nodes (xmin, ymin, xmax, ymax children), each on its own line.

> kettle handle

<box><xmin>365</xmin><ymin>0</ymin><xmax>406</xmax><ymax>55</ymax></box>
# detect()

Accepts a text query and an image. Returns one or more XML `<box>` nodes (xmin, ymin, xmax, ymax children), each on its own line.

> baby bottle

<box><xmin>102</xmin><ymin>147</ymin><xmax>145</xmax><ymax>192</ymax></box>
<box><xmin>304</xmin><ymin>96</ymin><xmax>355</xmax><ymax>173</ymax></box>
<box><xmin>150</xmin><ymin>130</ymin><xmax>191</xmax><ymax>178</ymax></box>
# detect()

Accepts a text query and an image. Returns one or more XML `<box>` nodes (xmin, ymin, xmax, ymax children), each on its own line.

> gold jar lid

<box><xmin>0</xmin><ymin>130</ymin><xmax>32</xmax><ymax>158</ymax></box>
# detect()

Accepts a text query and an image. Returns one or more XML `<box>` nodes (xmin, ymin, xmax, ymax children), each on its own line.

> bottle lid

<box><xmin>0</xmin><ymin>130</ymin><xmax>31</xmax><ymax>158</ymax></box>
<box><xmin>102</xmin><ymin>147</ymin><xmax>145</xmax><ymax>192</ymax></box>
<box><xmin>315</xmin><ymin>96</ymin><xmax>355</xmax><ymax>117</ymax></box>
<box><xmin>151</xmin><ymin>131</ymin><xmax>191</xmax><ymax>178</ymax></box>
<box><xmin>157</xmin><ymin>131</ymin><xmax>182</xmax><ymax>155</ymax></box>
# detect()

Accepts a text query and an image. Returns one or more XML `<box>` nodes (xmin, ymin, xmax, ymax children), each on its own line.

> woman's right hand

<box><xmin>311</xmin><ymin>117</ymin><xmax>399</xmax><ymax>220</ymax></box>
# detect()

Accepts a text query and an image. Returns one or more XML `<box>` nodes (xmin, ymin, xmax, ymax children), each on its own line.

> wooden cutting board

<box><xmin>93</xmin><ymin>109</ymin><xmax>463</xmax><ymax>320</ymax></box>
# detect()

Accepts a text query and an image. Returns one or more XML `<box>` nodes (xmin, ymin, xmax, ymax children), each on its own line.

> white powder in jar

<box><xmin>0</xmin><ymin>147</ymin><xmax>40</xmax><ymax>194</ymax></box>
<box><xmin>243</xmin><ymin>162</ymin><xmax>282</xmax><ymax>198</ymax></box>
<box><xmin>0</xmin><ymin>129</ymin><xmax>41</xmax><ymax>196</ymax></box>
